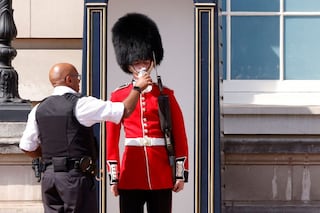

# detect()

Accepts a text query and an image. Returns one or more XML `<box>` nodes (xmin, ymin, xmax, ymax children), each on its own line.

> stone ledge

<box><xmin>223</xmin><ymin>104</ymin><xmax>320</xmax><ymax>115</ymax></box>
<box><xmin>0</xmin><ymin>122</ymin><xmax>26</xmax><ymax>154</ymax></box>
<box><xmin>0</xmin><ymin>103</ymin><xmax>32</xmax><ymax>122</ymax></box>
<box><xmin>223</xmin><ymin>153</ymin><xmax>320</xmax><ymax>166</ymax></box>
<box><xmin>0</xmin><ymin>201</ymin><xmax>43</xmax><ymax>213</ymax></box>
<box><xmin>223</xmin><ymin>141</ymin><xmax>320</xmax><ymax>154</ymax></box>
<box><xmin>223</xmin><ymin>135</ymin><xmax>320</xmax><ymax>154</ymax></box>
<box><xmin>0</xmin><ymin>137</ymin><xmax>20</xmax><ymax>144</ymax></box>
<box><xmin>223</xmin><ymin>104</ymin><xmax>320</xmax><ymax>134</ymax></box>
<box><xmin>224</xmin><ymin>204</ymin><xmax>320</xmax><ymax>213</ymax></box>
<box><xmin>0</xmin><ymin>154</ymin><xmax>32</xmax><ymax>165</ymax></box>
<box><xmin>0</xmin><ymin>122</ymin><xmax>26</xmax><ymax>138</ymax></box>
<box><xmin>0</xmin><ymin>144</ymin><xmax>22</xmax><ymax>154</ymax></box>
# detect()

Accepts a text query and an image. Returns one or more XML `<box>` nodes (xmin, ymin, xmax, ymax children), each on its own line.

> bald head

<box><xmin>49</xmin><ymin>63</ymin><xmax>80</xmax><ymax>92</ymax></box>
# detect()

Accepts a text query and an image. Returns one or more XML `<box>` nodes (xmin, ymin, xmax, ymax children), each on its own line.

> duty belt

<box><xmin>125</xmin><ymin>137</ymin><xmax>165</xmax><ymax>146</ymax></box>
<box><xmin>32</xmin><ymin>156</ymin><xmax>96</xmax><ymax>182</ymax></box>
<box><xmin>43</xmin><ymin>156</ymin><xmax>96</xmax><ymax>174</ymax></box>
<box><xmin>44</xmin><ymin>158</ymin><xmax>81</xmax><ymax>171</ymax></box>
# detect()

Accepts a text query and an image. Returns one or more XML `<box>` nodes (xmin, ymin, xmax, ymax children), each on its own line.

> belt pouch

<box><xmin>52</xmin><ymin>157</ymin><xmax>68</xmax><ymax>172</ymax></box>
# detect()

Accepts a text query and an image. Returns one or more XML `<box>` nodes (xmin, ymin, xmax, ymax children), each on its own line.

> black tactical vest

<box><xmin>36</xmin><ymin>93</ymin><xmax>97</xmax><ymax>161</ymax></box>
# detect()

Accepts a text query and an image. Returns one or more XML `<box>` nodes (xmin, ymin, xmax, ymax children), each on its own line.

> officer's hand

<box><xmin>111</xmin><ymin>184</ymin><xmax>119</xmax><ymax>197</ymax></box>
<box><xmin>172</xmin><ymin>179</ymin><xmax>185</xmax><ymax>193</ymax></box>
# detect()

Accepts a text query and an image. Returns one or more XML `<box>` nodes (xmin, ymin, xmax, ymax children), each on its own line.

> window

<box><xmin>222</xmin><ymin>0</ymin><xmax>320</xmax><ymax>105</ymax></box>
<box><xmin>222</xmin><ymin>0</ymin><xmax>320</xmax><ymax>80</ymax></box>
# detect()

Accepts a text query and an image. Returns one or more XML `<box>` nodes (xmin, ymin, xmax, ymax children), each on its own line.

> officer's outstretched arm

<box><xmin>21</xmin><ymin>146</ymin><xmax>42</xmax><ymax>158</ymax></box>
<box><xmin>122</xmin><ymin>73</ymin><xmax>151</xmax><ymax>118</ymax></box>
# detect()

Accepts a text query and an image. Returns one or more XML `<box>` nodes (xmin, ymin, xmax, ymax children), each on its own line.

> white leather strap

<box><xmin>125</xmin><ymin>137</ymin><xmax>165</xmax><ymax>146</ymax></box>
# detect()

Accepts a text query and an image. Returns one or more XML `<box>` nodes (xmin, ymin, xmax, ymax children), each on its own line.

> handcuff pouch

<box><xmin>52</xmin><ymin>157</ymin><xmax>68</xmax><ymax>172</ymax></box>
<box><xmin>79</xmin><ymin>156</ymin><xmax>96</xmax><ymax>175</ymax></box>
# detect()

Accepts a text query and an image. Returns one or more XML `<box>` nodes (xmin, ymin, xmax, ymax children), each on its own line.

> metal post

<box><xmin>0</xmin><ymin>0</ymin><xmax>31</xmax><ymax>121</ymax></box>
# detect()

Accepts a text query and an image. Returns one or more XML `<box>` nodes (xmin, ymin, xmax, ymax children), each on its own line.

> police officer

<box><xmin>19</xmin><ymin>62</ymin><xmax>152</xmax><ymax>213</ymax></box>
<box><xmin>106</xmin><ymin>13</ymin><xmax>189</xmax><ymax>213</ymax></box>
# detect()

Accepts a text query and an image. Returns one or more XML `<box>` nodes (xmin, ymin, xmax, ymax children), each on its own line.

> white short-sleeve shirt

<box><xmin>19</xmin><ymin>86</ymin><xmax>124</xmax><ymax>152</ymax></box>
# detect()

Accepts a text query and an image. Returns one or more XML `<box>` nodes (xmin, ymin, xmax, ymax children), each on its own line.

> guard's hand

<box><xmin>135</xmin><ymin>73</ymin><xmax>152</xmax><ymax>91</ymax></box>
<box><xmin>111</xmin><ymin>184</ymin><xmax>119</xmax><ymax>197</ymax></box>
<box><xmin>172</xmin><ymin>179</ymin><xmax>185</xmax><ymax>193</ymax></box>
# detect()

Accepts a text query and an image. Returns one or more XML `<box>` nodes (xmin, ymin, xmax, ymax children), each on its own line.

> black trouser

<box><xmin>41</xmin><ymin>167</ymin><xmax>98</xmax><ymax>213</ymax></box>
<box><xmin>118</xmin><ymin>189</ymin><xmax>172</xmax><ymax>213</ymax></box>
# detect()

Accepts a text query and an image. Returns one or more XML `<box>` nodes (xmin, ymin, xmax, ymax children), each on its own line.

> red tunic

<box><xmin>106</xmin><ymin>83</ymin><xmax>189</xmax><ymax>190</ymax></box>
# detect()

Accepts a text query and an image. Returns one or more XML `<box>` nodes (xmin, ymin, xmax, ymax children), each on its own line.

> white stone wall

<box><xmin>5</xmin><ymin>0</ymin><xmax>320</xmax><ymax>212</ymax></box>
<box><xmin>5</xmin><ymin>0</ymin><xmax>195</xmax><ymax>212</ymax></box>
<box><xmin>12</xmin><ymin>0</ymin><xmax>83</xmax><ymax>101</ymax></box>
<box><xmin>0</xmin><ymin>123</ymin><xmax>42</xmax><ymax>213</ymax></box>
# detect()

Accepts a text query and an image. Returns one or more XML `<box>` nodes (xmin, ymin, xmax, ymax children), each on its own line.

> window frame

<box><xmin>222</xmin><ymin>0</ymin><xmax>320</xmax><ymax>105</ymax></box>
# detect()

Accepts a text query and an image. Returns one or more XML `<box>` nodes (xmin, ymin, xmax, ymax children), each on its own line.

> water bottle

<box><xmin>138</xmin><ymin>68</ymin><xmax>152</xmax><ymax>93</ymax></box>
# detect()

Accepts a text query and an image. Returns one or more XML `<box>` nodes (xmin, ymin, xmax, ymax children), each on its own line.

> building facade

<box><xmin>222</xmin><ymin>1</ymin><xmax>320</xmax><ymax>212</ymax></box>
<box><xmin>1</xmin><ymin>0</ymin><xmax>320</xmax><ymax>213</ymax></box>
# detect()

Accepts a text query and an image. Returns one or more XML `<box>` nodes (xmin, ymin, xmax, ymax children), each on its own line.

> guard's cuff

<box><xmin>176</xmin><ymin>157</ymin><xmax>188</xmax><ymax>182</ymax></box>
<box><xmin>107</xmin><ymin>161</ymin><xmax>119</xmax><ymax>185</ymax></box>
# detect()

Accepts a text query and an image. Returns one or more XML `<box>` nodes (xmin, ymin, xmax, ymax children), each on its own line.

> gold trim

<box><xmin>195</xmin><ymin>6</ymin><xmax>200</xmax><ymax>213</ymax></box>
<box><xmin>85</xmin><ymin>4</ymin><xmax>107</xmax><ymax>213</ymax></box>
<box><xmin>195</xmin><ymin>4</ymin><xmax>216</xmax><ymax>213</ymax></box>
<box><xmin>86</xmin><ymin>9</ymin><xmax>92</xmax><ymax>95</ymax></box>
<box><xmin>209</xmin><ymin>7</ymin><xmax>215</xmax><ymax>213</ymax></box>
<box><xmin>85</xmin><ymin>2</ymin><xmax>107</xmax><ymax>7</ymax></box>
<box><xmin>195</xmin><ymin>3</ymin><xmax>216</xmax><ymax>7</ymax></box>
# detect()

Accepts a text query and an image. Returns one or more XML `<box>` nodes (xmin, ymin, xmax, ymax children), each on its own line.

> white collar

<box><xmin>52</xmin><ymin>86</ymin><xmax>77</xmax><ymax>96</ymax></box>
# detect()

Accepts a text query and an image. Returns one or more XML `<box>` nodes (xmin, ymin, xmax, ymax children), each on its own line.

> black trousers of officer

<box><xmin>41</xmin><ymin>167</ymin><xmax>98</xmax><ymax>213</ymax></box>
<box><xmin>118</xmin><ymin>189</ymin><xmax>172</xmax><ymax>213</ymax></box>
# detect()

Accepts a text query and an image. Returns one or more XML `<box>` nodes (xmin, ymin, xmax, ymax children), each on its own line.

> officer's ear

<box><xmin>64</xmin><ymin>75</ymin><xmax>72</xmax><ymax>84</ymax></box>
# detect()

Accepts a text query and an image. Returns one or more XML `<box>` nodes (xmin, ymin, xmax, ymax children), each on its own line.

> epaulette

<box><xmin>113</xmin><ymin>83</ymin><xmax>131</xmax><ymax>92</ymax></box>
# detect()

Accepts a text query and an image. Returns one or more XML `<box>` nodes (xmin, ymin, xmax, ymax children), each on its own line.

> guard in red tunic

<box><xmin>106</xmin><ymin>13</ymin><xmax>189</xmax><ymax>213</ymax></box>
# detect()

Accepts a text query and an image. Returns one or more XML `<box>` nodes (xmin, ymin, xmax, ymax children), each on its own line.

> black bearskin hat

<box><xmin>112</xmin><ymin>13</ymin><xmax>164</xmax><ymax>73</ymax></box>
